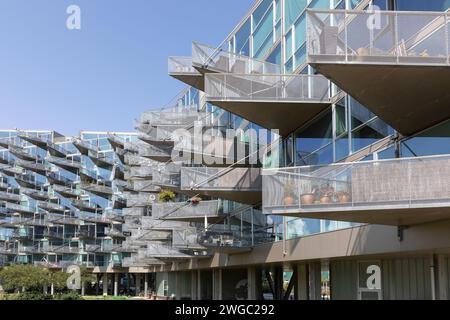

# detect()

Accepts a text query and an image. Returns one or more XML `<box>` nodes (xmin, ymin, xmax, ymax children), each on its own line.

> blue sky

<box><xmin>0</xmin><ymin>0</ymin><xmax>254</xmax><ymax>136</ymax></box>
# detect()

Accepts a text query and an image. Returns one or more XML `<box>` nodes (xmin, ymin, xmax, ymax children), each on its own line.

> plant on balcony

<box><xmin>283</xmin><ymin>180</ymin><xmax>297</xmax><ymax>206</ymax></box>
<box><xmin>318</xmin><ymin>183</ymin><xmax>335</xmax><ymax>205</ymax></box>
<box><xmin>336</xmin><ymin>190</ymin><xmax>351</xmax><ymax>204</ymax></box>
<box><xmin>158</xmin><ymin>190</ymin><xmax>175</xmax><ymax>203</ymax></box>
<box><xmin>189</xmin><ymin>196</ymin><xmax>202</xmax><ymax>205</ymax></box>
<box><xmin>300</xmin><ymin>184</ymin><xmax>319</xmax><ymax>206</ymax></box>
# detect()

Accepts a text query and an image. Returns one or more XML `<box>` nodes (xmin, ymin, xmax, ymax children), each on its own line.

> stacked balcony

<box><xmin>181</xmin><ymin>167</ymin><xmax>262</xmax><ymax>205</ymax></box>
<box><xmin>47</xmin><ymin>156</ymin><xmax>82</xmax><ymax>174</ymax></box>
<box><xmin>307</xmin><ymin>9</ymin><xmax>450</xmax><ymax>136</ymax></box>
<box><xmin>15</xmin><ymin>159</ymin><xmax>48</xmax><ymax>175</ymax></box>
<box><xmin>0</xmin><ymin>190</ymin><xmax>21</xmax><ymax>204</ymax></box>
<box><xmin>263</xmin><ymin>154</ymin><xmax>450</xmax><ymax>226</ymax></box>
<box><xmin>168</xmin><ymin>56</ymin><xmax>204</xmax><ymax>91</ymax></box>
<box><xmin>152</xmin><ymin>200</ymin><xmax>222</xmax><ymax>223</ymax></box>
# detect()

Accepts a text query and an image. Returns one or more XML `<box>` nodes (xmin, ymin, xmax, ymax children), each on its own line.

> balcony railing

<box><xmin>307</xmin><ymin>9</ymin><xmax>450</xmax><ymax>66</ymax></box>
<box><xmin>205</xmin><ymin>74</ymin><xmax>330</xmax><ymax>103</ymax></box>
<box><xmin>0</xmin><ymin>191</ymin><xmax>21</xmax><ymax>203</ymax></box>
<box><xmin>152</xmin><ymin>200</ymin><xmax>221</xmax><ymax>221</ymax></box>
<box><xmin>263</xmin><ymin>154</ymin><xmax>450</xmax><ymax>225</ymax></box>
<box><xmin>138</xmin><ymin>144</ymin><xmax>173</xmax><ymax>161</ymax></box>
<box><xmin>181</xmin><ymin>167</ymin><xmax>262</xmax><ymax>192</ymax></box>
<box><xmin>168</xmin><ymin>56</ymin><xmax>200</xmax><ymax>75</ymax></box>
<box><xmin>192</xmin><ymin>42</ymin><xmax>281</xmax><ymax>74</ymax></box>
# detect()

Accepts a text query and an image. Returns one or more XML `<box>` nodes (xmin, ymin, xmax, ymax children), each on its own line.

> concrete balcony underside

<box><xmin>209</xmin><ymin>99</ymin><xmax>330</xmax><ymax>137</ymax></box>
<box><xmin>263</xmin><ymin>154</ymin><xmax>450</xmax><ymax>226</ymax></box>
<box><xmin>311</xmin><ymin>63</ymin><xmax>450</xmax><ymax>136</ymax></box>
<box><xmin>170</xmin><ymin>73</ymin><xmax>204</xmax><ymax>91</ymax></box>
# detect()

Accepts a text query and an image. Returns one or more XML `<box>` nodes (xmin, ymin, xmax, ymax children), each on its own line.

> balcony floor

<box><xmin>184</xmin><ymin>190</ymin><xmax>261</xmax><ymax>206</ymax></box>
<box><xmin>269</xmin><ymin>203</ymin><xmax>450</xmax><ymax>226</ymax></box>
<box><xmin>169</xmin><ymin>73</ymin><xmax>204</xmax><ymax>92</ymax></box>
<box><xmin>207</xmin><ymin>99</ymin><xmax>330</xmax><ymax>137</ymax></box>
<box><xmin>311</xmin><ymin>62</ymin><xmax>450</xmax><ymax>136</ymax></box>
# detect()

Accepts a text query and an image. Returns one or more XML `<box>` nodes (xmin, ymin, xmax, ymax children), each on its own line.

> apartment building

<box><xmin>2</xmin><ymin>0</ymin><xmax>450</xmax><ymax>300</ymax></box>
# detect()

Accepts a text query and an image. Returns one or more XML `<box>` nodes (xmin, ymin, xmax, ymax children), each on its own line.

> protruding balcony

<box><xmin>47</xmin><ymin>142</ymin><xmax>68</xmax><ymax>158</ymax></box>
<box><xmin>152</xmin><ymin>200</ymin><xmax>223</xmax><ymax>223</ymax></box>
<box><xmin>14</xmin><ymin>173</ymin><xmax>46</xmax><ymax>190</ymax></box>
<box><xmin>125</xmin><ymin>192</ymin><xmax>158</xmax><ymax>208</ymax></box>
<box><xmin>168</xmin><ymin>56</ymin><xmax>204</xmax><ymax>90</ymax></box>
<box><xmin>8</xmin><ymin>145</ymin><xmax>42</xmax><ymax>162</ymax></box>
<box><xmin>80</xmin><ymin>182</ymin><xmax>114</xmax><ymax>198</ymax></box>
<box><xmin>197</xmin><ymin>229</ymin><xmax>252</xmax><ymax>254</ymax></box>
<box><xmin>104</xmin><ymin>227</ymin><xmax>126</xmax><ymax>239</ymax></box>
<box><xmin>18</xmin><ymin>133</ymin><xmax>49</xmax><ymax>149</ymax></box>
<box><xmin>307</xmin><ymin>9</ymin><xmax>450</xmax><ymax>136</ymax></box>
<box><xmin>127</xmin><ymin>180</ymin><xmax>160</xmax><ymax>193</ymax></box>
<box><xmin>47</xmin><ymin>156</ymin><xmax>82</xmax><ymax>174</ymax></box>
<box><xmin>122</xmin><ymin>256</ymin><xmax>164</xmax><ymax>267</ymax></box>
<box><xmin>47</xmin><ymin>214</ymin><xmax>80</xmax><ymax>226</ymax></box>
<box><xmin>46</xmin><ymin>172</ymin><xmax>75</xmax><ymax>187</ymax></box>
<box><xmin>37</xmin><ymin>201</ymin><xmax>68</xmax><ymax>213</ymax></box>
<box><xmin>6</xmin><ymin>203</ymin><xmax>35</xmax><ymax>216</ymax></box>
<box><xmin>181</xmin><ymin>167</ymin><xmax>262</xmax><ymax>205</ymax></box>
<box><xmin>107</xmin><ymin>134</ymin><xmax>125</xmax><ymax>150</ymax></box>
<box><xmin>71</xmin><ymin>199</ymin><xmax>102</xmax><ymax>213</ymax></box>
<box><xmin>22</xmin><ymin>188</ymin><xmax>52</xmax><ymax>201</ymax></box>
<box><xmin>73</xmin><ymin>139</ymin><xmax>97</xmax><ymax>156</ymax></box>
<box><xmin>192</xmin><ymin>42</ymin><xmax>281</xmax><ymax>75</ymax></box>
<box><xmin>140</xmin><ymin>105</ymin><xmax>202</xmax><ymax>127</ymax></box>
<box><xmin>263</xmin><ymin>154</ymin><xmax>450</xmax><ymax>226</ymax></box>
<box><xmin>0</xmin><ymin>190</ymin><xmax>21</xmax><ymax>204</ymax></box>
<box><xmin>53</xmin><ymin>185</ymin><xmax>80</xmax><ymax>199</ymax></box>
<box><xmin>137</xmin><ymin>143</ymin><xmax>174</xmax><ymax>162</ymax></box>
<box><xmin>205</xmin><ymin>73</ymin><xmax>331</xmax><ymax>136</ymax></box>
<box><xmin>15</xmin><ymin>159</ymin><xmax>48</xmax><ymax>175</ymax></box>
<box><xmin>142</xmin><ymin>244</ymin><xmax>203</xmax><ymax>261</ymax></box>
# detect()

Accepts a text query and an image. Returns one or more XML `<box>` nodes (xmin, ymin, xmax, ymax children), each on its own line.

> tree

<box><xmin>0</xmin><ymin>265</ymin><xmax>48</xmax><ymax>292</ymax></box>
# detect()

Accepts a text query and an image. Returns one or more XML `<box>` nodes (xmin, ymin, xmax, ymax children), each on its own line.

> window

<box><xmin>396</xmin><ymin>0</ymin><xmax>450</xmax><ymax>11</ymax></box>
<box><xmin>401</xmin><ymin>119</ymin><xmax>450</xmax><ymax>157</ymax></box>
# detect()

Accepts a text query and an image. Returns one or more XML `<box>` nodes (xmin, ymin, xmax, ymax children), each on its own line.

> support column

<box><xmin>126</xmin><ymin>273</ymin><xmax>131</xmax><ymax>295</ymax></box>
<box><xmin>191</xmin><ymin>270</ymin><xmax>198</xmax><ymax>300</ymax></box>
<box><xmin>144</xmin><ymin>273</ymin><xmax>149</xmax><ymax>298</ymax></box>
<box><xmin>175</xmin><ymin>272</ymin><xmax>182</xmax><ymax>300</ymax></box>
<box><xmin>295</xmin><ymin>263</ymin><xmax>308</xmax><ymax>300</ymax></box>
<box><xmin>308</xmin><ymin>262</ymin><xmax>322</xmax><ymax>300</ymax></box>
<box><xmin>103</xmin><ymin>273</ymin><xmax>108</xmax><ymax>296</ymax></box>
<box><xmin>136</xmin><ymin>273</ymin><xmax>141</xmax><ymax>296</ymax></box>
<box><xmin>197</xmin><ymin>270</ymin><xmax>202</xmax><ymax>300</ymax></box>
<box><xmin>114</xmin><ymin>273</ymin><xmax>119</xmax><ymax>297</ymax></box>
<box><xmin>212</xmin><ymin>269</ymin><xmax>222</xmax><ymax>300</ymax></box>
<box><xmin>247</xmin><ymin>266</ymin><xmax>262</xmax><ymax>300</ymax></box>
<box><xmin>274</xmin><ymin>266</ymin><xmax>283</xmax><ymax>300</ymax></box>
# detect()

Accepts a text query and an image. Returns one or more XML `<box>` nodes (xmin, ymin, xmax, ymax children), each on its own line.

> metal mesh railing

<box><xmin>192</xmin><ymin>42</ymin><xmax>281</xmax><ymax>74</ymax></box>
<box><xmin>205</xmin><ymin>73</ymin><xmax>330</xmax><ymax>102</ymax></box>
<box><xmin>263</xmin><ymin>154</ymin><xmax>450</xmax><ymax>214</ymax></box>
<box><xmin>152</xmin><ymin>200</ymin><xmax>220</xmax><ymax>220</ymax></box>
<box><xmin>181</xmin><ymin>167</ymin><xmax>262</xmax><ymax>191</ymax></box>
<box><xmin>168</xmin><ymin>56</ymin><xmax>200</xmax><ymax>74</ymax></box>
<box><xmin>307</xmin><ymin>9</ymin><xmax>450</xmax><ymax>65</ymax></box>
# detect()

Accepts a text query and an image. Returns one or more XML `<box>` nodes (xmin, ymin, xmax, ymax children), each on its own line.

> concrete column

<box><xmin>81</xmin><ymin>283</ymin><xmax>85</xmax><ymax>296</ymax></box>
<box><xmin>114</xmin><ymin>273</ymin><xmax>119</xmax><ymax>297</ymax></box>
<box><xmin>197</xmin><ymin>270</ymin><xmax>202</xmax><ymax>300</ymax></box>
<box><xmin>274</xmin><ymin>266</ymin><xmax>284</xmax><ymax>300</ymax></box>
<box><xmin>50</xmin><ymin>283</ymin><xmax>54</xmax><ymax>296</ymax></box>
<box><xmin>103</xmin><ymin>273</ymin><xmax>108</xmax><ymax>296</ymax></box>
<box><xmin>175</xmin><ymin>272</ymin><xmax>182</xmax><ymax>300</ymax></box>
<box><xmin>144</xmin><ymin>273</ymin><xmax>149</xmax><ymax>298</ymax></box>
<box><xmin>308</xmin><ymin>262</ymin><xmax>322</xmax><ymax>300</ymax></box>
<box><xmin>135</xmin><ymin>273</ymin><xmax>141</xmax><ymax>296</ymax></box>
<box><xmin>247</xmin><ymin>266</ymin><xmax>262</xmax><ymax>300</ymax></box>
<box><xmin>295</xmin><ymin>264</ymin><xmax>308</xmax><ymax>300</ymax></box>
<box><xmin>191</xmin><ymin>270</ymin><xmax>198</xmax><ymax>300</ymax></box>
<box><xmin>212</xmin><ymin>269</ymin><xmax>222</xmax><ymax>300</ymax></box>
<box><xmin>126</xmin><ymin>273</ymin><xmax>131</xmax><ymax>295</ymax></box>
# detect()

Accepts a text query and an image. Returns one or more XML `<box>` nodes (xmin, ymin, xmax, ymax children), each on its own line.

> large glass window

<box><xmin>295</xmin><ymin>110</ymin><xmax>333</xmax><ymax>165</ymax></box>
<box><xmin>352</xmin><ymin>118</ymin><xmax>393</xmax><ymax>151</ymax></box>
<box><xmin>401</xmin><ymin>119</ymin><xmax>450</xmax><ymax>157</ymax></box>
<box><xmin>235</xmin><ymin>19</ymin><xmax>251</xmax><ymax>56</ymax></box>
<box><xmin>285</xmin><ymin>0</ymin><xmax>308</xmax><ymax>29</ymax></box>
<box><xmin>395</xmin><ymin>0</ymin><xmax>450</xmax><ymax>11</ymax></box>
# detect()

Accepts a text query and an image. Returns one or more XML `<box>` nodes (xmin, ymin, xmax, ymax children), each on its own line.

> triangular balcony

<box><xmin>307</xmin><ymin>9</ymin><xmax>450</xmax><ymax>136</ymax></box>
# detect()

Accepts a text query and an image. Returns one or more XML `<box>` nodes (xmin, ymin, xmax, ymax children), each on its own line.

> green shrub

<box><xmin>16</xmin><ymin>292</ymin><xmax>53</xmax><ymax>300</ymax></box>
<box><xmin>54</xmin><ymin>292</ymin><xmax>81</xmax><ymax>300</ymax></box>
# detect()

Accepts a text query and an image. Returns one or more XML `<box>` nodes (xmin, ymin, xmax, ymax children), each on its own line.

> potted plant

<box><xmin>319</xmin><ymin>183</ymin><xmax>335</xmax><ymax>204</ymax></box>
<box><xmin>190</xmin><ymin>196</ymin><xmax>202</xmax><ymax>205</ymax></box>
<box><xmin>337</xmin><ymin>190</ymin><xmax>351</xmax><ymax>204</ymax></box>
<box><xmin>300</xmin><ymin>185</ymin><xmax>318</xmax><ymax>206</ymax></box>
<box><xmin>158</xmin><ymin>190</ymin><xmax>175</xmax><ymax>203</ymax></box>
<box><xmin>283</xmin><ymin>181</ymin><xmax>297</xmax><ymax>206</ymax></box>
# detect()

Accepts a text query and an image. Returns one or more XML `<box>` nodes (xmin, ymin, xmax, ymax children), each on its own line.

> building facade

<box><xmin>3</xmin><ymin>0</ymin><xmax>450</xmax><ymax>300</ymax></box>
